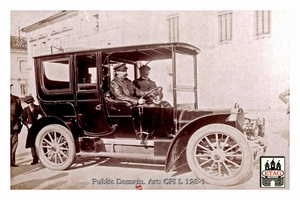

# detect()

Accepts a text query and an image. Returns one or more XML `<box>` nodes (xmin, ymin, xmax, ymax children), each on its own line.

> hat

<box><xmin>24</xmin><ymin>95</ymin><xmax>34</xmax><ymax>104</ymax></box>
<box><xmin>114</xmin><ymin>63</ymin><xmax>128</xmax><ymax>71</ymax></box>
<box><xmin>139</xmin><ymin>65</ymin><xmax>151</xmax><ymax>71</ymax></box>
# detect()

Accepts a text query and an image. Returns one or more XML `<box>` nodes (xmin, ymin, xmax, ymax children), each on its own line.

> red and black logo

<box><xmin>260</xmin><ymin>156</ymin><xmax>285</xmax><ymax>188</ymax></box>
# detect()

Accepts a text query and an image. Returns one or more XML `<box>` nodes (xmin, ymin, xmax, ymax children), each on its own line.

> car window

<box><xmin>41</xmin><ymin>57</ymin><xmax>71</xmax><ymax>92</ymax></box>
<box><xmin>76</xmin><ymin>54</ymin><xmax>98</xmax><ymax>91</ymax></box>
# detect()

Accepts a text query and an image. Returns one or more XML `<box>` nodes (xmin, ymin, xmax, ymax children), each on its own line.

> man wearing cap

<box><xmin>133</xmin><ymin>65</ymin><xmax>157</xmax><ymax>91</ymax></box>
<box><xmin>22</xmin><ymin>95</ymin><xmax>44</xmax><ymax>165</ymax></box>
<box><xmin>10</xmin><ymin>84</ymin><xmax>23</xmax><ymax>167</ymax></box>
<box><xmin>110</xmin><ymin>63</ymin><xmax>147</xmax><ymax>106</ymax></box>
<box><xmin>134</xmin><ymin>65</ymin><xmax>171</xmax><ymax>108</ymax></box>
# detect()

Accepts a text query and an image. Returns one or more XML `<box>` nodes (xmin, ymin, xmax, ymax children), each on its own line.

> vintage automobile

<box><xmin>30</xmin><ymin>42</ymin><xmax>266</xmax><ymax>186</ymax></box>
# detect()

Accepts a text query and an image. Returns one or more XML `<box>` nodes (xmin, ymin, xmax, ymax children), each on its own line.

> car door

<box><xmin>75</xmin><ymin>53</ymin><xmax>114</xmax><ymax>136</ymax></box>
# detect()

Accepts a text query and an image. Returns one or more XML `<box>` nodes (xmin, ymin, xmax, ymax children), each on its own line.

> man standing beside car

<box><xmin>10</xmin><ymin>83</ymin><xmax>23</xmax><ymax>167</ymax></box>
<box><xmin>22</xmin><ymin>95</ymin><xmax>44</xmax><ymax>165</ymax></box>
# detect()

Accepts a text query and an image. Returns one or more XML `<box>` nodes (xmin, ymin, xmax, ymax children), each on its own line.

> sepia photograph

<box><xmin>6</xmin><ymin>2</ymin><xmax>296</xmax><ymax>194</ymax></box>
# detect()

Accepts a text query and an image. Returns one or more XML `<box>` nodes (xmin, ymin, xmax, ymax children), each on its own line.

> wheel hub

<box><xmin>211</xmin><ymin>149</ymin><xmax>226</xmax><ymax>162</ymax></box>
<box><xmin>51</xmin><ymin>143</ymin><xmax>60</xmax><ymax>153</ymax></box>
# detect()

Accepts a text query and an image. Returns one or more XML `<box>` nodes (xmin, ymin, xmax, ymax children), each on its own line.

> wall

<box><xmin>195</xmin><ymin>11</ymin><xmax>290</xmax><ymax>110</ymax></box>
<box><xmin>23</xmin><ymin>10</ymin><xmax>290</xmax><ymax>111</ymax></box>
<box><xmin>165</xmin><ymin>10</ymin><xmax>289</xmax><ymax>110</ymax></box>
<box><xmin>10</xmin><ymin>35</ymin><xmax>28</xmax><ymax>98</ymax></box>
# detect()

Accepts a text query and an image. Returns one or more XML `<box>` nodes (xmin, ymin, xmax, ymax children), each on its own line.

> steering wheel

<box><xmin>140</xmin><ymin>86</ymin><xmax>163</xmax><ymax>105</ymax></box>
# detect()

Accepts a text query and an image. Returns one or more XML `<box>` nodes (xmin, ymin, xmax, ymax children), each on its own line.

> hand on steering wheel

<box><xmin>139</xmin><ymin>86</ymin><xmax>163</xmax><ymax>105</ymax></box>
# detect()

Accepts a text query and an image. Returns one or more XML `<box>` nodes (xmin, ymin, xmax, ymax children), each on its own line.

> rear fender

<box><xmin>28</xmin><ymin>116</ymin><xmax>76</xmax><ymax>150</ymax></box>
<box><xmin>165</xmin><ymin>113</ymin><xmax>233</xmax><ymax>172</ymax></box>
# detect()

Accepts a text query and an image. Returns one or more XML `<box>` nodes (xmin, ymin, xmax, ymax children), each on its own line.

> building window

<box><xmin>167</xmin><ymin>15</ymin><xmax>179</xmax><ymax>42</ymax></box>
<box><xmin>218</xmin><ymin>11</ymin><xmax>232</xmax><ymax>44</ymax></box>
<box><xmin>20</xmin><ymin>84</ymin><xmax>28</xmax><ymax>96</ymax></box>
<box><xmin>64</xmin><ymin>34</ymin><xmax>72</xmax><ymax>45</ymax></box>
<box><xmin>40</xmin><ymin>41</ymin><xmax>46</xmax><ymax>49</ymax></box>
<box><xmin>31</xmin><ymin>44</ymin><xmax>37</xmax><ymax>56</ymax></box>
<box><xmin>54</xmin><ymin>38</ymin><xmax>60</xmax><ymax>47</ymax></box>
<box><xmin>256</xmin><ymin>10</ymin><xmax>271</xmax><ymax>38</ymax></box>
<box><xmin>19</xmin><ymin>60</ymin><xmax>27</xmax><ymax>73</ymax></box>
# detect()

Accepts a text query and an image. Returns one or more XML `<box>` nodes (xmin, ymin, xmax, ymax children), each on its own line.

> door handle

<box><xmin>95</xmin><ymin>104</ymin><xmax>101</xmax><ymax>110</ymax></box>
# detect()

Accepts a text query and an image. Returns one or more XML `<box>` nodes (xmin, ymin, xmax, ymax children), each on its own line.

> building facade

<box><xmin>10</xmin><ymin>35</ymin><xmax>29</xmax><ymax>98</ymax></box>
<box><xmin>21</xmin><ymin>10</ymin><xmax>290</xmax><ymax>110</ymax></box>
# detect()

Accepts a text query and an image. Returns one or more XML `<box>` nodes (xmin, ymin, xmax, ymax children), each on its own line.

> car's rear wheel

<box><xmin>35</xmin><ymin>124</ymin><xmax>76</xmax><ymax>170</ymax></box>
<box><xmin>186</xmin><ymin>124</ymin><xmax>253</xmax><ymax>186</ymax></box>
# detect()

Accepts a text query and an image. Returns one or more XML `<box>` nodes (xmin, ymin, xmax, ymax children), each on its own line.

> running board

<box><xmin>78</xmin><ymin>137</ymin><xmax>170</xmax><ymax>157</ymax></box>
<box><xmin>101</xmin><ymin>138</ymin><xmax>154</xmax><ymax>147</ymax></box>
<box><xmin>77</xmin><ymin>152</ymin><xmax>166</xmax><ymax>162</ymax></box>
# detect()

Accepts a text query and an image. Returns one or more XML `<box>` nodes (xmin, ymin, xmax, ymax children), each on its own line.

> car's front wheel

<box><xmin>35</xmin><ymin>124</ymin><xmax>76</xmax><ymax>170</ymax></box>
<box><xmin>186</xmin><ymin>124</ymin><xmax>253</xmax><ymax>186</ymax></box>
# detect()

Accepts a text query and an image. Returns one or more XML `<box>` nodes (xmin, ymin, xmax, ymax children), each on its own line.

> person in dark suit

<box><xmin>133</xmin><ymin>65</ymin><xmax>171</xmax><ymax>108</ymax></box>
<box><xmin>10</xmin><ymin>84</ymin><xmax>23</xmax><ymax>167</ymax></box>
<box><xmin>22</xmin><ymin>95</ymin><xmax>44</xmax><ymax>165</ymax></box>
<box><xmin>110</xmin><ymin>63</ymin><xmax>147</xmax><ymax>106</ymax></box>
<box><xmin>133</xmin><ymin>65</ymin><xmax>157</xmax><ymax>91</ymax></box>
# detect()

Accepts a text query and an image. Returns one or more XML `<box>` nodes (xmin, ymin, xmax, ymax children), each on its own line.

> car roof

<box><xmin>34</xmin><ymin>42</ymin><xmax>201</xmax><ymax>62</ymax></box>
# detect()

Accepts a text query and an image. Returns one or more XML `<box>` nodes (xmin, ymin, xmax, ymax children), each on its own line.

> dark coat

<box><xmin>133</xmin><ymin>77</ymin><xmax>157</xmax><ymax>91</ymax></box>
<box><xmin>10</xmin><ymin>94</ymin><xmax>23</xmax><ymax>133</ymax></box>
<box><xmin>110</xmin><ymin>77</ymin><xmax>146</xmax><ymax>105</ymax></box>
<box><xmin>133</xmin><ymin>77</ymin><xmax>167</xmax><ymax>105</ymax></box>
<box><xmin>22</xmin><ymin>104</ymin><xmax>44</xmax><ymax>148</ymax></box>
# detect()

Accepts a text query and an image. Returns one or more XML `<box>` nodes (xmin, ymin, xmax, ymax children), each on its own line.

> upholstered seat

<box><xmin>104</xmin><ymin>91</ymin><xmax>132</xmax><ymax>116</ymax></box>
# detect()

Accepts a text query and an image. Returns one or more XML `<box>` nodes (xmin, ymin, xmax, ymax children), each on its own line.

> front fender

<box><xmin>165</xmin><ymin>113</ymin><xmax>232</xmax><ymax>172</ymax></box>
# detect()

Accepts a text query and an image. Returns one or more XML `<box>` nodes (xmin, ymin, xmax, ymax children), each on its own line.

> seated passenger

<box><xmin>102</xmin><ymin>66</ymin><xmax>110</xmax><ymax>93</ymax></box>
<box><xmin>110</xmin><ymin>63</ymin><xmax>147</xmax><ymax>106</ymax></box>
<box><xmin>133</xmin><ymin>65</ymin><xmax>171</xmax><ymax>108</ymax></box>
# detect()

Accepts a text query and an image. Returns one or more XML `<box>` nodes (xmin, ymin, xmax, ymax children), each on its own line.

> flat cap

<box><xmin>24</xmin><ymin>95</ymin><xmax>34</xmax><ymax>104</ymax></box>
<box><xmin>139</xmin><ymin>65</ymin><xmax>151</xmax><ymax>71</ymax></box>
<box><xmin>114</xmin><ymin>63</ymin><xmax>128</xmax><ymax>71</ymax></box>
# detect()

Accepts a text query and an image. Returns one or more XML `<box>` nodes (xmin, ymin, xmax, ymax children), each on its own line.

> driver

<box><xmin>133</xmin><ymin>65</ymin><xmax>171</xmax><ymax>108</ymax></box>
<box><xmin>133</xmin><ymin>65</ymin><xmax>156</xmax><ymax>91</ymax></box>
<box><xmin>110</xmin><ymin>63</ymin><xmax>147</xmax><ymax>106</ymax></box>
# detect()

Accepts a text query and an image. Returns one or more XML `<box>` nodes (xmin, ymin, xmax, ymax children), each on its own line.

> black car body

<box><xmin>31</xmin><ymin>42</ymin><xmax>266</xmax><ymax>186</ymax></box>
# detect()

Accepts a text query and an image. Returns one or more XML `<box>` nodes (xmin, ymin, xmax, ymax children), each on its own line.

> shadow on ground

<box><xmin>11</xmin><ymin>151</ymin><xmax>45</xmax><ymax>179</ymax></box>
<box><xmin>11</xmin><ymin>173</ymin><xmax>68</xmax><ymax>189</ymax></box>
